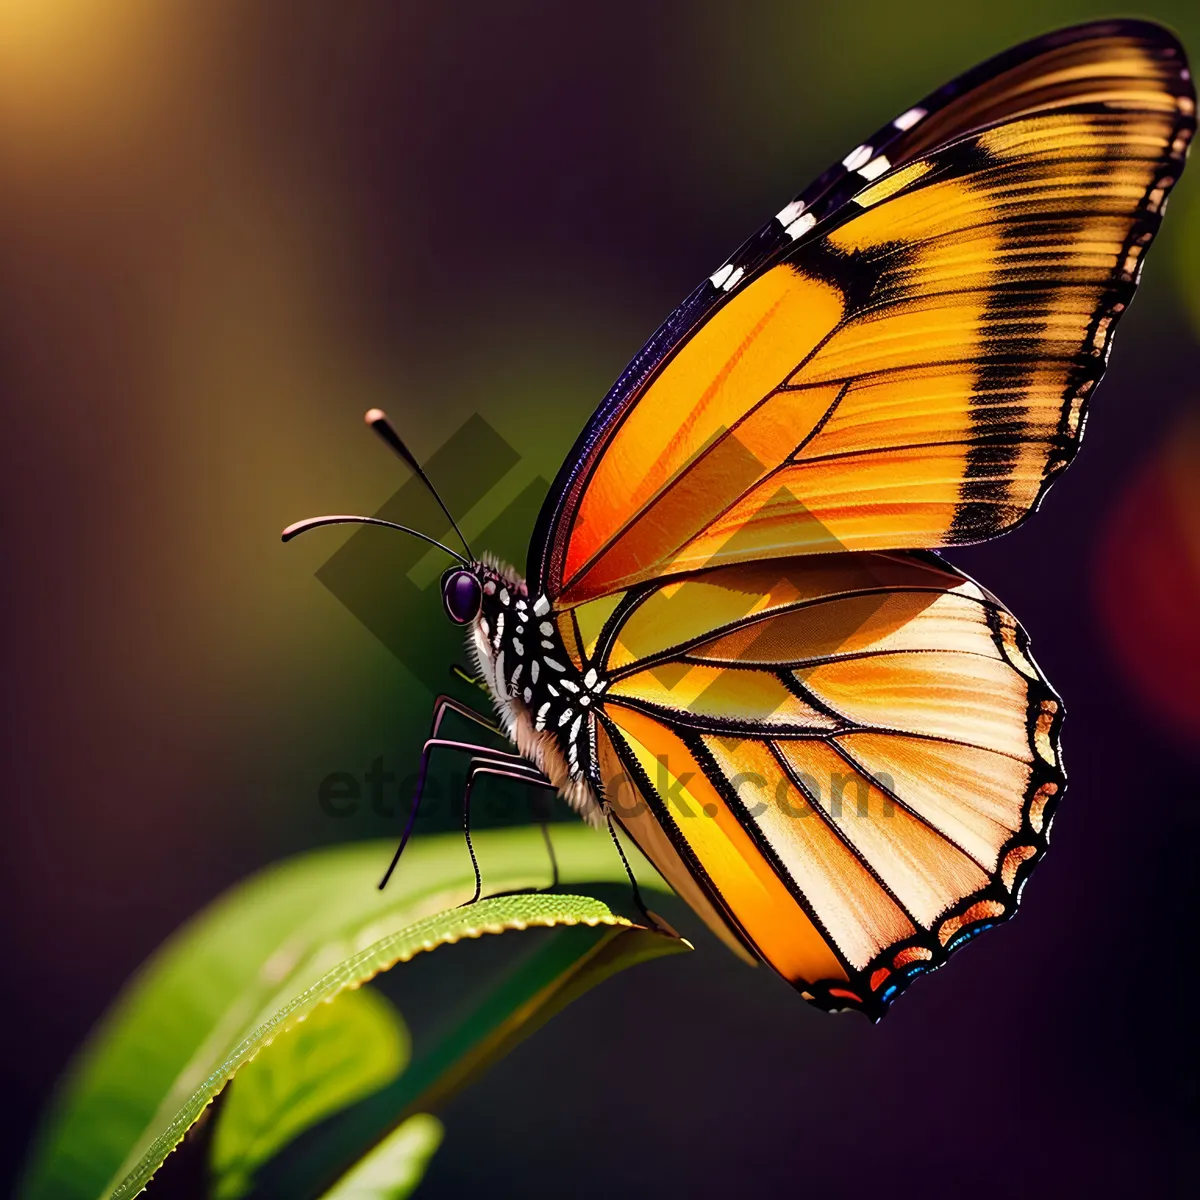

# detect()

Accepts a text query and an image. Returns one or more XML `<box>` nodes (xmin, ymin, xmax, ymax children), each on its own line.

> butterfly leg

<box><xmin>540</xmin><ymin>816</ymin><xmax>560</xmax><ymax>890</ymax></box>
<box><xmin>377</xmin><ymin>735</ymin><xmax>529</xmax><ymax>890</ymax></box>
<box><xmin>459</xmin><ymin>758</ymin><xmax>556</xmax><ymax>905</ymax></box>
<box><xmin>451</xmin><ymin>663</ymin><xmax>489</xmax><ymax>691</ymax></box>
<box><xmin>606</xmin><ymin>812</ymin><xmax>651</xmax><ymax>923</ymax></box>
<box><xmin>427</xmin><ymin>693</ymin><xmax>502</xmax><ymax>740</ymax></box>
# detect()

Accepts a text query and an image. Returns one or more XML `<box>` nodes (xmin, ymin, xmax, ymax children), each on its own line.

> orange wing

<box><xmin>576</xmin><ymin>552</ymin><xmax>1063</xmax><ymax>1018</ymax></box>
<box><xmin>529</xmin><ymin>21</ymin><xmax>1194</xmax><ymax>606</ymax></box>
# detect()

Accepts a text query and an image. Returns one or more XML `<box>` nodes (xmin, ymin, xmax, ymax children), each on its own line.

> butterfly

<box><xmin>285</xmin><ymin>19</ymin><xmax>1195</xmax><ymax>1019</ymax></box>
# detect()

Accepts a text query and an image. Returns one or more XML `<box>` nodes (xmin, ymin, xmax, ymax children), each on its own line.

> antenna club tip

<box><xmin>364</xmin><ymin>407</ymin><xmax>387</xmax><ymax>425</ymax></box>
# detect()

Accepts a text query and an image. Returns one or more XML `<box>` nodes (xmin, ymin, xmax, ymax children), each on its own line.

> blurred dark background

<box><xmin>2</xmin><ymin>2</ymin><xmax>1198</xmax><ymax>1196</ymax></box>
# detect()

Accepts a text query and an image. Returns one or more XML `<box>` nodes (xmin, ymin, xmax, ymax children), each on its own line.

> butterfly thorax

<box><xmin>467</xmin><ymin>559</ymin><xmax>605</xmax><ymax>824</ymax></box>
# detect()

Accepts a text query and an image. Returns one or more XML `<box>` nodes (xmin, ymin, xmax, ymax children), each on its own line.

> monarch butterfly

<box><xmin>285</xmin><ymin>19</ymin><xmax>1195</xmax><ymax>1019</ymax></box>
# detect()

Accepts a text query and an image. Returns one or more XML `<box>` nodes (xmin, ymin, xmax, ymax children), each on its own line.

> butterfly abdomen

<box><xmin>469</xmin><ymin>557</ymin><xmax>605</xmax><ymax>823</ymax></box>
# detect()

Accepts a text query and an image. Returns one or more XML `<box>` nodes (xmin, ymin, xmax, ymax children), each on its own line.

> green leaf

<box><xmin>210</xmin><ymin>987</ymin><xmax>410</xmax><ymax>1200</ymax></box>
<box><xmin>257</xmin><ymin>903</ymin><xmax>684</xmax><ymax>1200</ymax></box>
<box><xmin>316</xmin><ymin>1114</ymin><xmax>443</xmax><ymax>1200</ymax></box>
<box><xmin>18</xmin><ymin>825</ymin><xmax>681</xmax><ymax>1200</ymax></box>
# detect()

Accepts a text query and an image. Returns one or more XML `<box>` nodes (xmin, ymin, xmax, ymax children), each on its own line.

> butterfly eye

<box><xmin>442</xmin><ymin>569</ymin><xmax>482</xmax><ymax>625</ymax></box>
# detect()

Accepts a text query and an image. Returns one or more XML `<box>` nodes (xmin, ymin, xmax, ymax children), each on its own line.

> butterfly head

<box><xmin>442</xmin><ymin>559</ymin><xmax>530</xmax><ymax>628</ymax></box>
<box><xmin>441</xmin><ymin>566</ymin><xmax>483</xmax><ymax>625</ymax></box>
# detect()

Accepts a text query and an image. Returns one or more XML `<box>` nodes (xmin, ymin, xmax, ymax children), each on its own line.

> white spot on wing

<box><xmin>533</xmin><ymin>596</ymin><xmax>550</xmax><ymax>617</ymax></box>
<box><xmin>722</xmin><ymin>265</ymin><xmax>744</xmax><ymax>291</ymax></box>
<box><xmin>784</xmin><ymin>212</ymin><xmax>816</xmax><ymax>240</ymax></box>
<box><xmin>709</xmin><ymin>263</ymin><xmax>734</xmax><ymax>289</ymax></box>
<box><xmin>530</xmin><ymin>659</ymin><xmax>539</xmax><ymax>683</ymax></box>
<box><xmin>893</xmin><ymin>106</ymin><xmax>926</xmax><ymax>132</ymax></box>
<box><xmin>535</xmin><ymin>702</ymin><xmax>551</xmax><ymax>731</ymax></box>
<box><xmin>843</xmin><ymin>144</ymin><xmax>873</xmax><ymax>172</ymax></box>
<box><xmin>775</xmin><ymin>198</ymin><xmax>806</xmax><ymax>226</ymax></box>
<box><xmin>858</xmin><ymin>154</ymin><xmax>890</xmax><ymax>181</ymax></box>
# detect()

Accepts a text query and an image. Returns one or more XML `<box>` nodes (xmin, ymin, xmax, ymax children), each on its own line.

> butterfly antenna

<box><xmin>281</xmin><ymin>515</ymin><xmax>467</xmax><ymax>564</ymax></box>
<box><xmin>365</xmin><ymin>408</ymin><xmax>474</xmax><ymax>560</ymax></box>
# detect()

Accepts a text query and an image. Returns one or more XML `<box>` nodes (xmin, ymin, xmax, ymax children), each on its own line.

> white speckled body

<box><xmin>466</xmin><ymin>556</ymin><xmax>606</xmax><ymax>825</ymax></box>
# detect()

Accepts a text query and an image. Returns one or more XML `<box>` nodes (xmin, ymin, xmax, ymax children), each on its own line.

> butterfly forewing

<box><xmin>529</xmin><ymin>19</ymin><xmax>1194</xmax><ymax>605</ymax></box>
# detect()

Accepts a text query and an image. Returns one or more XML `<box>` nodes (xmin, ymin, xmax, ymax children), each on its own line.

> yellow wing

<box><xmin>577</xmin><ymin>553</ymin><xmax>1063</xmax><ymax>1018</ymax></box>
<box><xmin>531</xmin><ymin>22</ymin><xmax>1194</xmax><ymax>606</ymax></box>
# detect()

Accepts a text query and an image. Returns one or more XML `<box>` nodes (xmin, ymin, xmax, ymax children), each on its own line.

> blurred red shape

<box><xmin>1096</xmin><ymin>410</ymin><xmax>1200</xmax><ymax>743</ymax></box>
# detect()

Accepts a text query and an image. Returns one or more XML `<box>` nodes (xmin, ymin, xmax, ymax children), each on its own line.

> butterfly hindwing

<box><xmin>587</xmin><ymin>552</ymin><xmax>1063</xmax><ymax>1018</ymax></box>
<box><xmin>529</xmin><ymin>19</ymin><xmax>1194</xmax><ymax>606</ymax></box>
